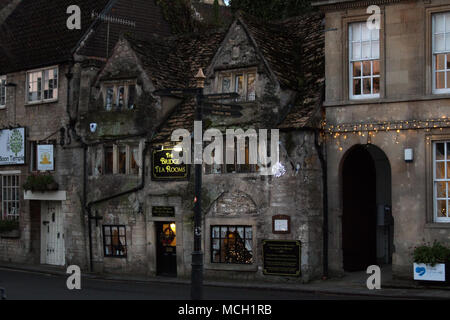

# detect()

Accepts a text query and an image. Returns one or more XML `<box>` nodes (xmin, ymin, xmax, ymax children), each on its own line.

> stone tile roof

<box><xmin>127</xmin><ymin>29</ymin><xmax>226</xmax><ymax>91</ymax></box>
<box><xmin>124</xmin><ymin>30</ymin><xmax>226</xmax><ymax>143</ymax></box>
<box><xmin>0</xmin><ymin>0</ymin><xmax>111</xmax><ymax>74</ymax></box>
<box><xmin>241</xmin><ymin>13</ymin><xmax>325</xmax><ymax>129</ymax></box>
<box><xmin>152</xmin><ymin>97</ymin><xmax>196</xmax><ymax>144</ymax></box>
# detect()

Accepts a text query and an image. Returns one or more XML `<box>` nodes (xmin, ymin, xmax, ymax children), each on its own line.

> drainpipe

<box><xmin>314</xmin><ymin>129</ymin><xmax>328</xmax><ymax>279</ymax></box>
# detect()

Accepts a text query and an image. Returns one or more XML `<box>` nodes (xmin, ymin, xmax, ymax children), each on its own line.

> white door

<box><xmin>41</xmin><ymin>201</ymin><xmax>65</xmax><ymax>266</ymax></box>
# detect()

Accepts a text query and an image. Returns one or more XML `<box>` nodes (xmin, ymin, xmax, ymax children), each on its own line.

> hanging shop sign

<box><xmin>152</xmin><ymin>206</ymin><xmax>175</xmax><ymax>217</ymax></box>
<box><xmin>0</xmin><ymin>128</ymin><xmax>26</xmax><ymax>166</ymax></box>
<box><xmin>37</xmin><ymin>144</ymin><xmax>54</xmax><ymax>171</ymax></box>
<box><xmin>263</xmin><ymin>240</ymin><xmax>301</xmax><ymax>277</ymax></box>
<box><xmin>152</xmin><ymin>148</ymin><xmax>189</xmax><ymax>181</ymax></box>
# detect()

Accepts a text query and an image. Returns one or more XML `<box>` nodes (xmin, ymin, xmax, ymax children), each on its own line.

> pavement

<box><xmin>0</xmin><ymin>261</ymin><xmax>449</xmax><ymax>300</ymax></box>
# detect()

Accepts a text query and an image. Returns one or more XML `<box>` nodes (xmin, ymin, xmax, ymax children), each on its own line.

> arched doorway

<box><xmin>342</xmin><ymin>144</ymin><xmax>393</xmax><ymax>271</ymax></box>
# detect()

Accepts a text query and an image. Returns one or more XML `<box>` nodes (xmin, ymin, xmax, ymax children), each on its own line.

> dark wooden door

<box><xmin>342</xmin><ymin>146</ymin><xmax>377</xmax><ymax>271</ymax></box>
<box><xmin>156</xmin><ymin>222</ymin><xmax>177</xmax><ymax>277</ymax></box>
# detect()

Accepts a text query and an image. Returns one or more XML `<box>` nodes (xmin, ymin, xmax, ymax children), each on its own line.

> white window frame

<box><xmin>349</xmin><ymin>22</ymin><xmax>380</xmax><ymax>100</ymax></box>
<box><xmin>432</xmin><ymin>12</ymin><xmax>450</xmax><ymax>94</ymax></box>
<box><xmin>433</xmin><ymin>142</ymin><xmax>450</xmax><ymax>222</ymax></box>
<box><xmin>0</xmin><ymin>75</ymin><xmax>6</xmax><ymax>109</ymax></box>
<box><xmin>217</xmin><ymin>69</ymin><xmax>257</xmax><ymax>102</ymax></box>
<box><xmin>0</xmin><ymin>171</ymin><xmax>20</xmax><ymax>220</ymax></box>
<box><xmin>26</xmin><ymin>66</ymin><xmax>59</xmax><ymax>104</ymax></box>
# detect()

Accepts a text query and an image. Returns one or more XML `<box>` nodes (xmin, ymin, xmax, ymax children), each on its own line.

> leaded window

<box><xmin>103</xmin><ymin>225</ymin><xmax>127</xmax><ymax>258</ymax></box>
<box><xmin>27</xmin><ymin>67</ymin><xmax>58</xmax><ymax>103</ymax></box>
<box><xmin>1</xmin><ymin>174</ymin><xmax>20</xmax><ymax>220</ymax></box>
<box><xmin>211</xmin><ymin>226</ymin><xmax>253</xmax><ymax>264</ymax></box>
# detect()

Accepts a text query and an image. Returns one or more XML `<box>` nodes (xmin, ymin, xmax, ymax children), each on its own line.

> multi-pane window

<box><xmin>432</xmin><ymin>12</ymin><xmax>450</xmax><ymax>93</ymax></box>
<box><xmin>1</xmin><ymin>174</ymin><xmax>20</xmax><ymax>220</ymax></box>
<box><xmin>349</xmin><ymin>22</ymin><xmax>380</xmax><ymax>99</ymax></box>
<box><xmin>211</xmin><ymin>226</ymin><xmax>253</xmax><ymax>264</ymax></box>
<box><xmin>103</xmin><ymin>82</ymin><xmax>136</xmax><ymax>111</ymax></box>
<box><xmin>96</xmin><ymin>144</ymin><xmax>141</xmax><ymax>176</ymax></box>
<box><xmin>103</xmin><ymin>225</ymin><xmax>127</xmax><ymax>258</ymax></box>
<box><xmin>27</xmin><ymin>67</ymin><xmax>58</xmax><ymax>103</ymax></box>
<box><xmin>433</xmin><ymin>142</ymin><xmax>450</xmax><ymax>222</ymax></box>
<box><xmin>0</xmin><ymin>75</ymin><xmax>6</xmax><ymax>108</ymax></box>
<box><xmin>218</xmin><ymin>70</ymin><xmax>256</xmax><ymax>102</ymax></box>
<box><xmin>204</xmin><ymin>139</ymin><xmax>258</xmax><ymax>175</ymax></box>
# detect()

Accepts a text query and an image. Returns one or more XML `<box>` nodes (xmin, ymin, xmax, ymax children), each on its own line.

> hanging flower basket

<box><xmin>23</xmin><ymin>173</ymin><xmax>59</xmax><ymax>192</ymax></box>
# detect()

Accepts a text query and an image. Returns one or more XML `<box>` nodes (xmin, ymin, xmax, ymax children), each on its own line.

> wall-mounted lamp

<box><xmin>90</xmin><ymin>123</ymin><xmax>98</xmax><ymax>133</ymax></box>
<box><xmin>404</xmin><ymin>148</ymin><xmax>413</xmax><ymax>162</ymax></box>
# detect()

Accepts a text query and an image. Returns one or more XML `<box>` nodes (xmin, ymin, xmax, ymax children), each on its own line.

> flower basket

<box><xmin>413</xmin><ymin>242</ymin><xmax>450</xmax><ymax>285</ymax></box>
<box><xmin>23</xmin><ymin>174</ymin><xmax>59</xmax><ymax>192</ymax></box>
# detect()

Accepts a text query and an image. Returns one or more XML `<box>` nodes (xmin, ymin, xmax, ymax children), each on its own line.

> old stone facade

<box><xmin>78</xmin><ymin>13</ymin><xmax>325</xmax><ymax>283</ymax></box>
<box><xmin>315</xmin><ymin>0</ymin><xmax>450</xmax><ymax>279</ymax></box>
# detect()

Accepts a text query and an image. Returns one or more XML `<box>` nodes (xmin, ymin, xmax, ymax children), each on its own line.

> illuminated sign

<box><xmin>152</xmin><ymin>148</ymin><xmax>189</xmax><ymax>181</ymax></box>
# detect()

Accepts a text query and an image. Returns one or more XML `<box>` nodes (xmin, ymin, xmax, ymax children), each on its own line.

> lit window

<box><xmin>103</xmin><ymin>225</ymin><xmax>127</xmax><ymax>258</ymax></box>
<box><xmin>433</xmin><ymin>142</ymin><xmax>450</xmax><ymax>222</ymax></box>
<box><xmin>1</xmin><ymin>174</ymin><xmax>20</xmax><ymax>220</ymax></box>
<box><xmin>432</xmin><ymin>12</ymin><xmax>450</xmax><ymax>93</ymax></box>
<box><xmin>27</xmin><ymin>67</ymin><xmax>58</xmax><ymax>103</ymax></box>
<box><xmin>0</xmin><ymin>75</ymin><xmax>6</xmax><ymax>108</ymax></box>
<box><xmin>211</xmin><ymin>226</ymin><xmax>253</xmax><ymax>264</ymax></box>
<box><xmin>218</xmin><ymin>70</ymin><xmax>257</xmax><ymax>102</ymax></box>
<box><xmin>349</xmin><ymin>22</ymin><xmax>380</xmax><ymax>99</ymax></box>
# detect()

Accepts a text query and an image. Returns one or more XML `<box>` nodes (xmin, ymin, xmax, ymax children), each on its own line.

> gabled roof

<box><xmin>237</xmin><ymin>13</ymin><xmax>325</xmax><ymax>129</ymax></box>
<box><xmin>0</xmin><ymin>0</ymin><xmax>111</xmax><ymax>74</ymax></box>
<box><xmin>126</xmin><ymin>29</ymin><xmax>227</xmax><ymax>90</ymax></box>
<box><xmin>123</xmin><ymin>30</ymin><xmax>226</xmax><ymax>143</ymax></box>
<box><xmin>0</xmin><ymin>0</ymin><xmax>173</xmax><ymax>74</ymax></box>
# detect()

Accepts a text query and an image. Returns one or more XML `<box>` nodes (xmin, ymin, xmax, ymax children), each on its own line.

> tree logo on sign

<box><xmin>8</xmin><ymin>129</ymin><xmax>23</xmax><ymax>156</ymax></box>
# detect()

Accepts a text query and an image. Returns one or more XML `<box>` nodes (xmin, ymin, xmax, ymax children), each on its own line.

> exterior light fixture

<box><xmin>90</xmin><ymin>123</ymin><xmax>97</xmax><ymax>133</ymax></box>
<box><xmin>404</xmin><ymin>148</ymin><xmax>413</xmax><ymax>162</ymax></box>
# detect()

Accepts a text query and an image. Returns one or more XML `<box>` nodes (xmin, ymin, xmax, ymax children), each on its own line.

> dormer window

<box><xmin>218</xmin><ymin>69</ymin><xmax>256</xmax><ymax>102</ymax></box>
<box><xmin>102</xmin><ymin>81</ymin><xmax>136</xmax><ymax>111</ymax></box>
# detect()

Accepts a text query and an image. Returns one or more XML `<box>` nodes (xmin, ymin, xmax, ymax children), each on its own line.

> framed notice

<box><xmin>37</xmin><ymin>145</ymin><xmax>54</xmax><ymax>171</ymax></box>
<box><xmin>0</xmin><ymin>127</ymin><xmax>26</xmax><ymax>166</ymax></box>
<box><xmin>152</xmin><ymin>148</ymin><xmax>189</xmax><ymax>181</ymax></box>
<box><xmin>263</xmin><ymin>240</ymin><xmax>301</xmax><ymax>277</ymax></box>
<box><xmin>272</xmin><ymin>215</ymin><xmax>291</xmax><ymax>234</ymax></box>
<box><xmin>152</xmin><ymin>206</ymin><xmax>175</xmax><ymax>217</ymax></box>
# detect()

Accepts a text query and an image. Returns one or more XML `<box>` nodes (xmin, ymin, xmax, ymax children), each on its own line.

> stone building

<box><xmin>80</xmin><ymin>12</ymin><xmax>325</xmax><ymax>282</ymax></box>
<box><xmin>314</xmin><ymin>0</ymin><xmax>450</xmax><ymax>279</ymax></box>
<box><xmin>0</xmin><ymin>0</ymin><xmax>171</xmax><ymax>269</ymax></box>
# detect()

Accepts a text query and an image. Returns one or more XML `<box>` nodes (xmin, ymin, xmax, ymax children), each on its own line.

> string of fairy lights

<box><xmin>323</xmin><ymin>116</ymin><xmax>450</xmax><ymax>151</ymax></box>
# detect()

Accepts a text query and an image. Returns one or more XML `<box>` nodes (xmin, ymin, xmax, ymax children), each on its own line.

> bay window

<box><xmin>349</xmin><ymin>22</ymin><xmax>380</xmax><ymax>99</ymax></box>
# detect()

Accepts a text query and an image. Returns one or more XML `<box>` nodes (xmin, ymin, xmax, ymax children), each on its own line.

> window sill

<box><xmin>424</xmin><ymin>223</ymin><xmax>450</xmax><ymax>229</ymax></box>
<box><xmin>0</xmin><ymin>106</ymin><xmax>5</xmax><ymax>110</ymax></box>
<box><xmin>205</xmin><ymin>263</ymin><xmax>257</xmax><ymax>272</ymax></box>
<box><xmin>25</xmin><ymin>99</ymin><xmax>58</xmax><ymax>107</ymax></box>
<box><xmin>325</xmin><ymin>93</ymin><xmax>450</xmax><ymax>107</ymax></box>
